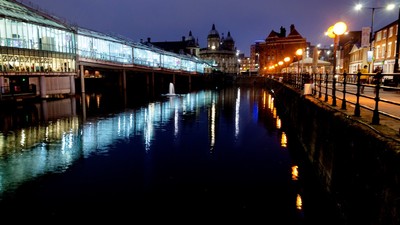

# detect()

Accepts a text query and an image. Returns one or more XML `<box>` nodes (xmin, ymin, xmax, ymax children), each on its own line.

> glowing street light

<box><xmin>283</xmin><ymin>56</ymin><xmax>291</xmax><ymax>83</ymax></box>
<box><xmin>295</xmin><ymin>49</ymin><xmax>303</xmax><ymax>88</ymax></box>
<box><xmin>326</xmin><ymin>21</ymin><xmax>347</xmax><ymax>107</ymax></box>
<box><xmin>295</xmin><ymin>49</ymin><xmax>303</xmax><ymax>74</ymax></box>
<box><xmin>278</xmin><ymin>61</ymin><xmax>283</xmax><ymax>73</ymax></box>
<box><xmin>284</xmin><ymin>56</ymin><xmax>290</xmax><ymax>72</ymax></box>
<box><xmin>355</xmin><ymin>3</ymin><xmax>395</xmax><ymax>72</ymax></box>
<box><xmin>326</xmin><ymin>21</ymin><xmax>347</xmax><ymax>75</ymax></box>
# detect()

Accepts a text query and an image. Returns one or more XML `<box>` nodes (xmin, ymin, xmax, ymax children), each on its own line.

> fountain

<box><xmin>163</xmin><ymin>82</ymin><xmax>178</xmax><ymax>97</ymax></box>
<box><xmin>169</xmin><ymin>82</ymin><xmax>175</xmax><ymax>95</ymax></box>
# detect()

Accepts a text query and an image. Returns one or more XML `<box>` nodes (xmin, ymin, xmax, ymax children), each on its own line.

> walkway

<box><xmin>309</xmin><ymin>83</ymin><xmax>400</xmax><ymax>143</ymax></box>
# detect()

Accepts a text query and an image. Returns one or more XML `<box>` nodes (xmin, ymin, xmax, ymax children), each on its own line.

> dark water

<box><xmin>0</xmin><ymin>85</ymin><xmax>343</xmax><ymax>223</ymax></box>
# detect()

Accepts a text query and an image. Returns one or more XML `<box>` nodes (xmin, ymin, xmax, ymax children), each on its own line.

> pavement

<box><xmin>306</xmin><ymin>83</ymin><xmax>400</xmax><ymax>143</ymax></box>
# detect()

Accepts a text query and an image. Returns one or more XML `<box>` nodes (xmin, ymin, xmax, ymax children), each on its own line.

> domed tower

<box><xmin>207</xmin><ymin>24</ymin><xmax>220</xmax><ymax>50</ymax></box>
<box><xmin>222</xmin><ymin>31</ymin><xmax>235</xmax><ymax>51</ymax></box>
<box><xmin>186</xmin><ymin>30</ymin><xmax>199</xmax><ymax>56</ymax></box>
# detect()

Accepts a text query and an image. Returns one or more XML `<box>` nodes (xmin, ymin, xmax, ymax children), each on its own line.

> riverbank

<box><xmin>265</xmin><ymin>78</ymin><xmax>400</xmax><ymax>225</ymax></box>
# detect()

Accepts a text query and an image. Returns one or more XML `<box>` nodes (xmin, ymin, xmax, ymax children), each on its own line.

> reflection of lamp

<box><xmin>291</xmin><ymin>165</ymin><xmax>299</xmax><ymax>180</ymax></box>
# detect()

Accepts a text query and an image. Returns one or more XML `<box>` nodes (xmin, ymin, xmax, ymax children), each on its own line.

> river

<box><xmin>0</xmin><ymin>84</ymin><xmax>343</xmax><ymax>224</ymax></box>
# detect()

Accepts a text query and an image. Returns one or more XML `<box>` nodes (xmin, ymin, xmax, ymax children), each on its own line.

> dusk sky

<box><xmin>21</xmin><ymin>0</ymin><xmax>400</xmax><ymax>56</ymax></box>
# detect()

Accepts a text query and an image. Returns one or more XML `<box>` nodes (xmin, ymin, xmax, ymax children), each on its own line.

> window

<box><xmin>376</xmin><ymin>31</ymin><xmax>382</xmax><ymax>41</ymax></box>
<box><xmin>376</xmin><ymin>46</ymin><xmax>380</xmax><ymax>60</ymax></box>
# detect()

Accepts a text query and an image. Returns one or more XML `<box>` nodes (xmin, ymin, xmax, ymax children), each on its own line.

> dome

<box><xmin>224</xmin><ymin>31</ymin><xmax>234</xmax><ymax>42</ymax></box>
<box><xmin>186</xmin><ymin>30</ymin><xmax>195</xmax><ymax>41</ymax></box>
<box><xmin>208</xmin><ymin>24</ymin><xmax>220</xmax><ymax>38</ymax></box>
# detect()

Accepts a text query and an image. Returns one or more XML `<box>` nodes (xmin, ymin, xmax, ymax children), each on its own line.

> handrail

<box><xmin>279</xmin><ymin>71</ymin><xmax>400</xmax><ymax>132</ymax></box>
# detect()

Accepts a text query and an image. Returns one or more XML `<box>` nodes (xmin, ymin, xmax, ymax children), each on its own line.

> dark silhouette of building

<box><xmin>144</xmin><ymin>31</ymin><xmax>200</xmax><ymax>56</ymax></box>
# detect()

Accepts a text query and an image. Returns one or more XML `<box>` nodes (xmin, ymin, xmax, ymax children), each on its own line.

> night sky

<box><xmin>20</xmin><ymin>0</ymin><xmax>400</xmax><ymax>56</ymax></box>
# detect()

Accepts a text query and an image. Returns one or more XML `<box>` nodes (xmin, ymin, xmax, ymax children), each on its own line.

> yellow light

<box><xmin>278</xmin><ymin>61</ymin><xmax>283</xmax><ymax>66</ymax></box>
<box><xmin>277</xmin><ymin>118</ymin><xmax>281</xmax><ymax>129</ymax></box>
<box><xmin>296</xmin><ymin>194</ymin><xmax>303</xmax><ymax>210</ymax></box>
<box><xmin>333</xmin><ymin>21</ymin><xmax>347</xmax><ymax>35</ymax></box>
<box><xmin>296</xmin><ymin>49</ymin><xmax>303</xmax><ymax>56</ymax></box>
<box><xmin>280</xmin><ymin>131</ymin><xmax>287</xmax><ymax>147</ymax></box>
<box><xmin>326</xmin><ymin>25</ymin><xmax>335</xmax><ymax>38</ymax></box>
<box><xmin>284</xmin><ymin>57</ymin><xmax>290</xmax><ymax>63</ymax></box>
<box><xmin>292</xmin><ymin>165</ymin><xmax>299</xmax><ymax>180</ymax></box>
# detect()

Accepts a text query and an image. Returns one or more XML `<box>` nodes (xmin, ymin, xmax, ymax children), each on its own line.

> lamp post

<box><xmin>326</xmin><ymin>22</ymin><xmax>347</xmax><ymax>75</ymax></box>
<box><xmin>278</xmin><ymin>61</ymin><xmax>283</xmax><ymax>73</ymax></box>
<box><xmin>284</xmin><ymin>56</ymin><xmax>290</xmax><ymax>83</ymax></box>
<box><xmin>355</xmin><ymin>3</ymin><xmax>395</xmax><ymax>72</ymax></box>
<box><xmin>296</xmin><ymin>49</ymin><xmax>303</xmax><ymax>88</ymax></box>
<box><xmin>326</xmin><ymin>21</ymin><xmax>347</xmax><ymax>107</ymax></box>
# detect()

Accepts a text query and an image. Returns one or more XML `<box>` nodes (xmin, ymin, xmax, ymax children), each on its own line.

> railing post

<box><xmin>341</xmin><ymin>72</ymin><xmax>347</xmax><ymax>110</ymax></box>
<box><xmin>301</xmin><ymin>73</ymin><xmax>304</xmax><ymax>90</ymax></box>
<box><xmin>324</xmin><ymin>72</ymin><xmax>328</xmax><ymax>102</ymax></box>
<box><xmin>318</xmin><ymin>73</ymin><xmax>322</xmax><ymax>98</ymax></box>
<box><xmin>311</xmin><ymin>73</ymin><xmax>315</xmax><ymax>95</ymax></box>
<box><xmin>332</xmin><ymin>75</ymin><xmax>337</xmax><ymax>106</ymax></box>
<box><xmin>372</xmin><ymin>71</ymin><xmax>382</xmax><ymax>125</ymax></box>
<box><xmin>354</xmin><ymin>71</ymin><xmax>361</xmax><ymax>117</ymax></box>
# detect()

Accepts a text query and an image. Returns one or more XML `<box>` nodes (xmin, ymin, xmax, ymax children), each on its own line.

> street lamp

<box><xmin>284</xmin><ymin>57</ymin><xmax>290</xmax><ymax>72</ymax></box>
<box><xmin>283</xmin><ymin>56</ymin><xmax>290</xmax><ymax>83</ymax></box>
<box><xmin>296</xmin><ymin>49</ymin><xmax>303</xmax><ymax>88</ymax></box>
<box><xmin>278</xmin><ymin>61</ymin><xmax>283</xmax><ymax>73</ymax></box>
<box><xmin>326</xmin><ymin>22</ymin><xmax>347</xmax><ymax>75</ymax></box>
<box><xmin>326</xmin><ymin>21</ymin><xmax>347</xmax><ymax>107</ymax></box>
<box><xmin>355</xmin><ymin>3</ymin><xmax>395</xmax><ymax>72</ymax></box>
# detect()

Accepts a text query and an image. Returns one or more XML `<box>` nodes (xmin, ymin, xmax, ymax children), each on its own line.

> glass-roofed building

<box><xmin>0</xmin><ymin>0</ymin><xmax>211</xmax><ymax>100</ymax></box>
<box><xmin>0</xmin><ymin>0</ymin><xmax>76</xmax><ymax>98</ymax></box>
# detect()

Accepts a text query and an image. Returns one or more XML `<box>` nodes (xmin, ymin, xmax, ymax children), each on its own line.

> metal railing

<box><xmin>279</xmin><ymin>71</ymin><xmax>400</xmax><ymax>128</ymax></box>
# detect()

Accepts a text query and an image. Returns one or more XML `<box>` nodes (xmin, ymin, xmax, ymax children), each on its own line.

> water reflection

<box><xmin>0</xmin><ymin>90</ymin><xmax>223</xmax><ymax>196</ymax></box>
<box><xmin>0</xmin><ymin>86</ymin><xmax>340</xmax><ymax>223</ymax></box>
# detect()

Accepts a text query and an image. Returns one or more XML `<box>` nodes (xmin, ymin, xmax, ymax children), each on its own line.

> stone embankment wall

<box><xmin>265</xmin><ymin>78</ymin><xmax>400</xmax><ymax>225</ymax></box>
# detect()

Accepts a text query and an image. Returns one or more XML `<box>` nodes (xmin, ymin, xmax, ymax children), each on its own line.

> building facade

<box><xmin>199</xmin><ymin>24</ymin><xmax>239</xmax><ymax>75</ymax></box>
<box><xmin>249</xmin><ymin>40</ymin><xmax>262</xmax><ymax>74</ymax></box>
<box><xmin>372</xmin><ymin>20</ymin><xmax>398</xmax><ymax>73</ymax></box>
<box><xmin>144</xmin><ymin>31</ymin><xmax>200</xmax><ymax>57</ymax></box>
<box><xmin>0</xmin><ymin>0</ymin><xmax>210</xmax><ymax>101</ymax></box>
<box><xmin>0</xmin><ymin>0</ymin><xmax>77</xmax><ymax>98</ymax></box>
<box><xmin>258</xmin><ymin>24</ymin><xmax>307</xmax><ymax>76</ymax></box>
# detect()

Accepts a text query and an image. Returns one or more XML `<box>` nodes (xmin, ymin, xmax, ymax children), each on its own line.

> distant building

<box><xmin>237</xmin><ymin>53</ymin><xmax>251</xmax><ymax>75</ymax></box>
<box><xmin>258</xmin><ymin>24</ymin><xmax>307</xmax><ymax>76</ymax></box>
<box><xmin>372</xmin><ymin>21</ymin><xmax>398</xmax><ymax>73</ymax></box>
<box><xmin>143</xmin><ymin>31</ymin><xmax>200</xmax><ymax>56</ymax></box>
<box><xmin>199</xmin><ymin>24</ymin><xmax>239</xmax><ymax>75</ymax></box>
<box><xmin>249</xmin><ymin>40</ymin><xmax>262</xmax><ymax>73</ymax></box>
<box><xmin>336</xmin><ymin>31</ymin><xmax>362</xmax><ymax>74</ymax></box>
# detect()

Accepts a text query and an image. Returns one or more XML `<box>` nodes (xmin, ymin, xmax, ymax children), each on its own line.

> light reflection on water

<box><xmin>0</xmin><ymin>91</ymin><xmax>220</xmax><ymax>196</ymax></box>
<box><xmin>0</xmin><ymin>86</ymin><xmax>341</xmax><ymax>223</ymax></box>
